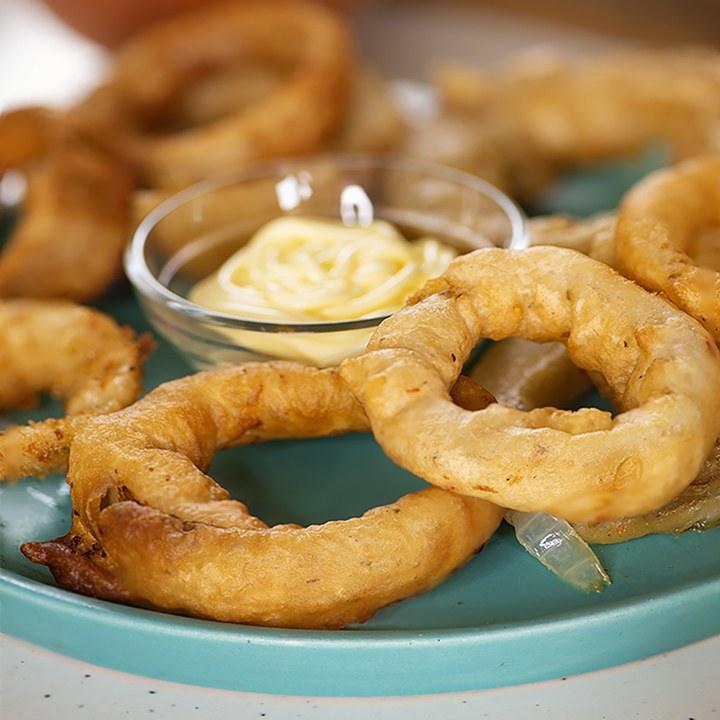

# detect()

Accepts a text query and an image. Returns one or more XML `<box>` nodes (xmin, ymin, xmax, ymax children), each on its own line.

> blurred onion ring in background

<box><xmin>0</xmin><ymin>108</ymin><xmax>133</xmax><ymax>301</ymax></box>
<box><xmin>69</xmin><ymin>0</ymin><xmax>354</xmax><ymax>188</ymax></box>
<box><xmin>426</xmin><ymin>49</ymin><xmax>720</xmax><ymax>199</ymax></box>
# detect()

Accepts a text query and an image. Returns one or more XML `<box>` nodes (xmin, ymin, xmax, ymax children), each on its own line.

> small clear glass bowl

<box><xmin>125</xmin><ymin>155</ymin><xmax>527</xmax><ymax>370</ymax></box>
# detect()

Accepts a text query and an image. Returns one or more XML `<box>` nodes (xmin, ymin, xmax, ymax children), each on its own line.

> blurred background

<box><xmin>2</xmin><ymin>0</ymin><xmax>719</xmax><ymax>109</ymax></box>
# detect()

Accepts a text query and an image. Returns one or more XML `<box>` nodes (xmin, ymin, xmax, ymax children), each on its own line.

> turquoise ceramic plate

<box><xmin>1</xmin><ymin>157</ymin><xmax>719</xmax><ymax>697</ymax></box>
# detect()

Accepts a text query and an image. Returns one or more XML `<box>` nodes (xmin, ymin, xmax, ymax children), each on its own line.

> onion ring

<box><xmin>341</xmin><ymin>246</ymin><xmax>720</xmax><ymax>523</ymax></box>
<box><xmin>427</xmin><ymin>49</ymin><xmax>720</xmax><ymax>199</ymax></box>
<box><xmin>326</xmin><ymin>71</ymin><xmax>404</xmax><ymax>153</ymax></box>
<box><xmin>0</xmin><ymin>301</ymin><xmax>150</xmax><ymax>481</ymax></box>
<box><xmin>158</xmin><ymin>64</ymin><xmax>402</xmax><ymax>154</ymax></box>
<box><xmin>614</xmin><ymin>155</ymin><xmax>720</xmax><ymax>342</ymax></box>
<box><xmin>0</xmin><ymin>110</ymin><xmax>133</xmax><ymax>301</ymax></box>
<box><xmin>71</xmin><ymin>1</ymin><xmax>352</xmax><ymax>188</ymax></box>
<box><xmin>22</xmin><ymin>364</ymin><xmax>502</xmax><ymax>628</ymax></box>
<box><xmin>436</xmin><ymin>49</ymin><xmax>720</xmax><ymax>160</ymax></box>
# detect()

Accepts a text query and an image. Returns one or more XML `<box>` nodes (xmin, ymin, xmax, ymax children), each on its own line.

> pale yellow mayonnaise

<box><xmin>189</xmin><ymin>217</ymin><xmax>456</xmax><ymax>366</ymax></box>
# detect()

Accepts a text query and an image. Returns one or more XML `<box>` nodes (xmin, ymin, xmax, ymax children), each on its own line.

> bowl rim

<box><xmin>125</xmin><ymin>153</ymin><xmax>528</xmax><ymax>333</ymax></box>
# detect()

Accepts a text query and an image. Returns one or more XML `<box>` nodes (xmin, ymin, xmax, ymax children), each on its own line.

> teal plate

<box><xmin>2</xmin><ymin>156</ymin><xmax>719</xmax><ymax>696</ymax></box>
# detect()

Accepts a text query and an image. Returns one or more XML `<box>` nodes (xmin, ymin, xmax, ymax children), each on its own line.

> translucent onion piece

<box><xmin>575</xmin><ymin>443</ymin><xmax>720</xmax><ymax>544</ymax></box>
<box><xmin>506</xmin><ymin>510</ymin><xmax>611</xmax><ymax>592</ymax></box>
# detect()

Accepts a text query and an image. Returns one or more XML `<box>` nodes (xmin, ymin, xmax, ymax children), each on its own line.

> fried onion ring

<box><xmin>0</xmin><ymin>110</ymin><xmax>133</xmax><ymax>301</ymax></box>
<box><xmin>157</xmin><ymin>64</ymin><xmax>402</xmax><ymax>155</ymax></box>
<box><xmin>436</xmin><ymin>49</ymin><xmax>720</xmax><ymax>160</ymax></box>
<box><xmin>426</xmin><ymin>49</ymin><xmax>720</xmax><ymax>199</ymax></box>
<box><xmin>22</xmin><ymin>364</ymin><xmax>502</xmax><ymax>628</ymax></box>
<box><xmin>0</xmin><ymin>301</ymin><xmax>150</xmax><ymax>480</ymax></box>
<box><xmin>341</xmin><ymin>247</ymin><xmax>720</xmax><ymax>523</ymax></box>
<box><xmin>614</xmin><ymin>155</ymin><xmax>720</xmax><ymax>342</ymax></box>
<box><xmin>71</xmin><ymin>1</ymin><xmax>352</xmax><ymax>188</ymax></box>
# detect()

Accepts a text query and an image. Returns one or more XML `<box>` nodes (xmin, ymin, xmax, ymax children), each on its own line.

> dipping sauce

<box><xmin>189</xmin><ymin>216</ymin><xmax>456</xmax><ymax>365</ymax></box>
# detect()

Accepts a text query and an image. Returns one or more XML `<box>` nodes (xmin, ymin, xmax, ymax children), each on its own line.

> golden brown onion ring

<box><xmin>615</xmin><ymin>155</ymin><xmax>720</xmax><ymax>342</ymax></box>
<box><xmin>0</xmin><ymin>110</ymin><xmax>134</xmax><ymax>301</ymax></box>
<box><xmin>341</xmin><ymin>246</ymin><xmax>720</xmax><ymax>523</ymax></box>
<box><xmin>22</xmin><ymin>365</ymin><xmax>502</xmax><ymax>628</ymax></box>
<box><xmin>71</xmin><ymin>1</ymin><xmax>352</xmax><ymax>188</ymax></box>
<box><xmin>158</xmin><ymin>63</ymin><xmax>402</xmax><ymax>155</ymax></box>
<box><xmin>436</xmin><ymin>49</ymin><xmax>720</xmax><ymax>161</ymax></box>
<box><xmin>0</xmin><ymin>301</ymin><xmax>150</xmax><ymax>480</ymax></box>
<box><xmin>428</xmin><ymin>50</ymin><xmax>720</xmax><ymax>199</ymax></box>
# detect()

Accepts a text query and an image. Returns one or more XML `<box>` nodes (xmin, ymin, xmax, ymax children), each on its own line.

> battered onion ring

<box><xmin>0</xmin><ymin>111</ymin><xmax>133</xmax><ymax>301</ymax></box>
<box><xmin>22</xmin><ymin>364</ymin><xmax>502</xmax><ymax>628</ymax></box>
<box><xmin>425</xmin><ymin>49</ymin><xmax>720</xmax><ymax>200</ymax></box>
<box><xmin>341</xmin><ymin>247</ymin><xmax>720</xmax><ymax>523</ymax></box>
<box><xmin>158</xmin><ymin>64</ymin><xmax>402</xmax><ymax>154</ymax></box>
<box><xmin>71</xmin><ymin>1</ymin><xmax>352</xmax><ymax>188</ymax></box>
<box><xmin>615</xmin><ymin>155</ymin><xmax>720</xmax><ymax>342</ymax></box>
<box><xmin>0</xmin><ymin>301</ymin><xmax>150</xmax><ymax>481</ymax></box>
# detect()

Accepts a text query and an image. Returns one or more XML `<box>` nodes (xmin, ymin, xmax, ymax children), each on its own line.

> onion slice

<box><xmin>506</xmin><ymin>510</ymin><xmax>611</xmax><ymax>592</ymax></box>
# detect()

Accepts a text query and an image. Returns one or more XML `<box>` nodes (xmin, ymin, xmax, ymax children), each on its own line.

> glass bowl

<box><xmin>125</xmin><ymin>154</ymin><xmax>527</xmax><ymax>370</ymax></box>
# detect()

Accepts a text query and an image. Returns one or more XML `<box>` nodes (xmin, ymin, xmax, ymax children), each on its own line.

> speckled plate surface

<box><xmin>1</xmin><ymin>154</ymin><xmax>719</xmax><ymax>697</ymax></box>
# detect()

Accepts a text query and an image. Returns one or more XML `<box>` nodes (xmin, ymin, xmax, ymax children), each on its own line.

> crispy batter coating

<box><xmin>0</xmin><ymin>110</ymin><xmax>133</xmax><ymax>301</ymax></box>
<box><xmin>22</xmin><ymin>364</ymin><xmax>502</xmax><ymax>628</ymax></box>
<box><xmin>615</xmin><ymin>155</ymin><xmax>720</xmax><ymax>342</ymax></box>
<box><xmin>0</xmin><ymin>301</ymin><xmax>150</xmax><ymax>480</ymax></box>
<box><xmin>70</xmin><ymin>1</ymin><xmax>352</xmax><ymax>188</ymax></box>
<box><xmin>341</xmin><ymin>247</ymin><xmax>720</xmax><ymax>523</ymax></box>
